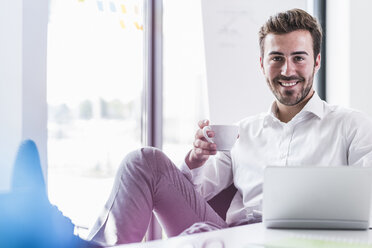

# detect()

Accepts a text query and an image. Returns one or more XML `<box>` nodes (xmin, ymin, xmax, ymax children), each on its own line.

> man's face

<box><xmin>260</xmin><ymin>30</ymin><xmax>321</xmax><ymax>106</ymax></box>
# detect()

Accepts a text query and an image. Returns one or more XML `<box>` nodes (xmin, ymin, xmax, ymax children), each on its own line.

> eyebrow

<box><xmin>268</xmin><ymin>51</ymin><xmax>309</xmax><ymax>56</ymax></box>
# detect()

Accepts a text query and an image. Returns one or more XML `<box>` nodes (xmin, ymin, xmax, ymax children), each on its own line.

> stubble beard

<box><xmin>267</xmin><ymin>69</ymin><xmax>315</xmax><ymax>106</ymax></box>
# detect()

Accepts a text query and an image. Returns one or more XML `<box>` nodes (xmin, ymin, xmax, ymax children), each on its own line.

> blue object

<box><xmin>0</xmin><ymin>140</ymin><xmax>102</xmax><ymax>248</ymax></box>
<box><xmin>11</xmin><ymin>139</ymin><xmax>46</xmax><ymax>194</ymax></box>
<box><xmin>97</xmin><ymin>1</ymin><xmax>104</xmax><ymax>12</ymax></box>
<box><xmin>109</xmin><ymin>2</ymin><xmax>117</xmax><ymax>12</ymax></box>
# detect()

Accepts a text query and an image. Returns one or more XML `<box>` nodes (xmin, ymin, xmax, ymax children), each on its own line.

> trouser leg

<box><xmin>88</xmin><ymin>147</ymin><xmax>227</xmax><ymax>245</ymax></box>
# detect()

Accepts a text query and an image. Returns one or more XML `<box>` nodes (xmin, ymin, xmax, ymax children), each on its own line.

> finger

<box><xmin>195</xmin><ymin>129</ymin><xmax>215</xmax><ymax>140</ymax></box>
<box><xmin>194</xmin><ymin>139</ymin><xmax>217</xmax><ymax>151</ymax></box>
<box><xmin>198</xmin><ymin>119</ymin><xmax>210</xmax><ymax>129</ymax></box>
<box><xmin>194</xmin><ymin>147</ymin><xmax>217</xmax><ymax>156</ymax></box>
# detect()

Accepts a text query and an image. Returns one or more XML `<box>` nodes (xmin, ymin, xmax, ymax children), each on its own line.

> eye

<box><xmin>294</xmin><ymin>56</ymin><xmax>305</xmax><ymax>62</ymax></box>
<box><xmin>272</xmin><ymin>56</ymin><xmax>283</xmax><ymax>62</ymax></box>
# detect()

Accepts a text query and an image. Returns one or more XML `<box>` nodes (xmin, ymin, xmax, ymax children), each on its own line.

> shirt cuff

<box><xmin>179</xmin><ymin>160</ymin><xmax>204</xmax><ymax>182</ymax></box>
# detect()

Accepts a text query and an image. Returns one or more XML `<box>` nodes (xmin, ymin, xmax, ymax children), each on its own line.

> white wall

<box><xmin>326</xmin><ymin>0</ymin><xmax>350</xmax><ymax>107</ymax></box>
<box><xmin>327</xmin><ymin>0</ymin><xmax>372</xmax><ymax>116</ymax></box>
<box><xmin>0</xmin><ymin>0</ymin><xmax>48</xmax><ymax>192</ymax></box>
<box><xmin>349</xmin><ymin>0</ymin><xmax>372</xmax><ymax>116</ymax></box>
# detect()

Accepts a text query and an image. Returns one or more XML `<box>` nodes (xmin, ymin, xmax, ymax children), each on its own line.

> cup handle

<box><xmin>202</xmin><ymin>126</ymin><xmax>214</xmax><ymax>143</ymax></box>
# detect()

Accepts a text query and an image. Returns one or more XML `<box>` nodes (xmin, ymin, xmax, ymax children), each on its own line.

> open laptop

<box><xmin>263</xmin><ymin>166</ymin><xmax>372</xmax><ymax>229</ymax></box>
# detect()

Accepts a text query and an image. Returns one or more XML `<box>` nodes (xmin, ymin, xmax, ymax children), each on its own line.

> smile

<box><xmin>279</xmin><ymin>81</ymin><xmax>299</xmax><ymax>87</ymax></box>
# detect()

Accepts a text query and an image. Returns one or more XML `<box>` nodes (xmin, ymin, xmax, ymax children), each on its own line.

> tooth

<box><xmin>281</xmin><ymin>82</ymin><xmax>297</xmax><ymax>87</ymax></box>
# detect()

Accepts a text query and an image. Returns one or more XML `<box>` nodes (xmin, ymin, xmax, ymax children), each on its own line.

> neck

<box><xmin>276</xmin><ymin>90</ymin><xmax>314</xmax><ymax>123</ymax></box>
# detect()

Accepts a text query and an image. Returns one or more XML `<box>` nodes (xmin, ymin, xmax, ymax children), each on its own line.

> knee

<box><xmin>139</xmin><ymin>146</ymin><xmax>161</xmax><ymax>158</ymax></box>
<box><xmin>116</xmin><ymin>147</ymin><xmax>177</xmax><ymax>186</ymax></box>
<box><xmin>121</xmin><ymin>147</ymin><xmax>170</xmax><ymax>172</ymax></box>
<box><xmin>140</xmin><ymin>146</ymin><xmax>169</xmax><ymax>162</ymax></box>
<box><xmin>139</xmin><ymin>147</ymin><xmax>172</xmax><ymax>170</ymax></box>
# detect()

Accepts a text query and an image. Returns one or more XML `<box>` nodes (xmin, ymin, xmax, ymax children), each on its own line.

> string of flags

<box><xmin>77</xmin><ymin>0</ymin><xmax>143</xmax><ymax>31</ymax></box>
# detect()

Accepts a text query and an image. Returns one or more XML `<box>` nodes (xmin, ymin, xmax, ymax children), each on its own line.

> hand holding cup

<box><xmin>202</xmin><ymin>124</ymin><xmax>239</xmax><ymax>151</ymax></box>
<box><xmin>186</xmin><ymin>120</ymin><xmax>239</xmax><ymax>169</ymax></box>
<box><xmin>186</xmin><ymin>120</ymin><xmax>218</xmax><ymax>169</ymax></box>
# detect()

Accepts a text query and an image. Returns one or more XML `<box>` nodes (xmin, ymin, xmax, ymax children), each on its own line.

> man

<box><xmin>88</xmin><ymin>8</ymin><xmax>372</xmax><ymax>245</ymax></box>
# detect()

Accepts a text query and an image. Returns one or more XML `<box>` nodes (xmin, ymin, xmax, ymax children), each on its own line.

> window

<box><xmin>47</xmin><ymin>0</ymin><xmax>144</xmax><ymax>237</ymax></box>
<box><xmin>162</xmin><ymin>0</ymin><xmax>209</xmax><ymax>164</ymax></box>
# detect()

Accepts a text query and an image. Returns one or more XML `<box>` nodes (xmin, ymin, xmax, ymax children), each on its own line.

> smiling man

<box><xmin>88</xmin><ymin>9</ymin><xmax>372</xmax><ymax>246</ymax></box>
<box><xmin>259</xmin><ymin>13</ymin><xmax>321</xmax><ymax>122</ymax></box>
<box><xmin>187</xmin><ymin>8</ymin><xmax>372</xmax><ymax>226</ymax></box>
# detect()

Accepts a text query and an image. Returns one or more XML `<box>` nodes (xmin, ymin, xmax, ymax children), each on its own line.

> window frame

<box><xmin>142</xmin><ymin>0</ymin><xmax>163</xmax><ymax>241</ymax></box>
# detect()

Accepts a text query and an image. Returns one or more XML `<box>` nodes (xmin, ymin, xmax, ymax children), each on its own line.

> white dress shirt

<box><xmin>180</xmin><ymin>92</ymin><xmax>372</xmax><ymax>226</ymax></box>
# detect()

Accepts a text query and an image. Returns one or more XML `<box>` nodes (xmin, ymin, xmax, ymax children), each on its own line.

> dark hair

<box><xmin>259</xmin><ymin>8</ymin><xmax>322</xmax><ymax>61</ymax></box>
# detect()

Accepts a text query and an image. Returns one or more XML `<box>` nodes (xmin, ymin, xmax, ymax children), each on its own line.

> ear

<box><xmin>314</xmin><ymin>53</ymin><xmax>321</xmax><ymax>72</ymax></box>
<box><xmin>260</xmin><ymin>56</ymin><xmax>265</xmax><ymax>74</ymax></box>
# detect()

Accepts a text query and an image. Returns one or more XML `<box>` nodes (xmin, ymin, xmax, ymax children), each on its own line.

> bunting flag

<box><xmin>109</xmin><ymin>2</ymin><xmax>116</xmax><ymax>12</ymax></box>
<box><xmin>134</xmin><ymin>21</ymin><xmax>143</xmax><ymax>31</ymax></box>
<box><xmin>134</xmin><ymin>5</ymin><xmax>139</xmax><ymax>15</ymax></box>
<box><xmin>78</xmin><ymin>0</ymin><xmax>143</xmax><ymax>31</ymax></box>
<box><xmin>96</xmin><ymin>1</ymin><xmax>104</xmax><ymax>11</ymax></box>
<box><xmin>120</xmin><ymin>20</ymin><xmax>126</xmax><ymax>29</ymax></box>
<box><xmin>121</xmin><ymin>4</ymin><xmax>127</xmax><ymax>14</ymax></box>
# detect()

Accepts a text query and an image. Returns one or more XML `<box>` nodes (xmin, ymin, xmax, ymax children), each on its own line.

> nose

<box><xmin>281</xmin><ymin>59</ymin><xmax>295</xmax><ymax>77</ymax></box>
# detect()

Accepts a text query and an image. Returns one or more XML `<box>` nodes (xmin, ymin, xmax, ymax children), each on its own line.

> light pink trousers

<box><xmin>88</xmin><ymin>147</ymin><xmax>227</xmax><ymax>246</ymax></box>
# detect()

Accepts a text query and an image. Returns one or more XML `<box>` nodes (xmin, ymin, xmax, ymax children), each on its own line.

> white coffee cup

<box><xmin>202</xmin><ymin>124</ymin><xmax>239</xmax><ymax>151</ymax></box>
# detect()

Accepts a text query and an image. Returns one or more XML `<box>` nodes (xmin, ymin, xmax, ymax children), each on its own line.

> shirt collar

<box><xmin>300</xmin><ymin>91</ymin><xmax>324</xmax><ymax>119</ymax></box>
<box><xmin>265</xmin><ymin>91</ymin><xmax>325</xmax><ymax>123</ymax></box>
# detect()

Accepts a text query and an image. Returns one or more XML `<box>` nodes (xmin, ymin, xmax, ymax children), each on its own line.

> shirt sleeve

<box><xmin>346</xmin><ymin>111</ymin><xmax>372</xmax><ymax>167</ymax></box>
<box><xmin>180</xmin><ymin>151</ymin><xmax>234</xmax><ymax>201</ymax></box>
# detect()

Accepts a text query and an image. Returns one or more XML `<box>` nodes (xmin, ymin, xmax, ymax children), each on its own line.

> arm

<box><xmin>346</xmin><ymin>112</ymin><xmax>372</xmax><ymax>166</ymax></box>
<box><xmin>181</xmin><ymin>120</ymin><xmax>234</xmax><ymax>200</ymax></box>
